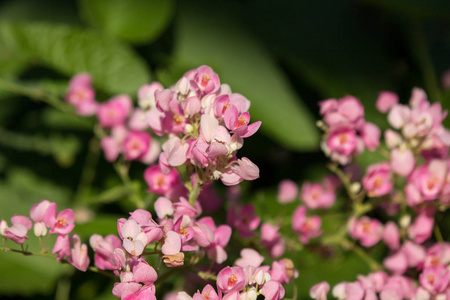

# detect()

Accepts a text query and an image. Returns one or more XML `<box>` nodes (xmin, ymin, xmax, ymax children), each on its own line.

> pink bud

<box><xmin>390</xmin><ymin>148</ymin><xmax>415</xmax><ymax>176</ymax></box>
<box><xmin>384</xmin><ymin>130</ymin><xmax>402</xmax><ymax>149</ymax></box>
<box><xmin>310</xmin><ymin>281</ymin><xmax>330</xmax><ymax>300</ymax></box>
<box><xmin>376</xmin><ymin>91</ymin><xmax>399</xmax><ymax>113</ymax></box>
<box><xmin>383</xmin><ymin>221</ymin><xmax>400</xmax><ymax>250</ymax></box>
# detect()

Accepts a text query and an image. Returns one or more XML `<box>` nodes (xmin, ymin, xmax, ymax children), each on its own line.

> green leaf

<box><xmin>0</xmin><ymin>22</ymin><xmax>150</xmax><ymax>95</ymax></box>
<box><xmin>80</xmin><ymin>0</ymin><xmax>175</xmax><ymax>44</ymax></box>
<box><xmin>75</xmin><ymin>215</ymin><xmax>120</xmax><ymax>240</ymax></box>
<box><xmin>0</xmin><ymin>237</ymin><xmax>68</xmax><ymax>295</ymax></box>
<box><xmin>170</xmin><ymin>4</ymin><xmax>319</xmax><ymax>151</ymax></box>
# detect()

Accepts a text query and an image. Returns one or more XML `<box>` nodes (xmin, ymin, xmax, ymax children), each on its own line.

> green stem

<box><xmin>0</xmin><ymin>246</ymin><xmax>116</xmax><ymax>279</ymax></box>
<box><xmin>188</xmin><ymin>181</ymin><xmax>202</xmax><ymax>206</ymax></box>
<box><xmin>113</xmin><ymin>161</ymin><xmax>145</xmax><ymax>209</ymax></box>
<box><xmin>434</xmin><ymin>224</ymin><xmax>444</xmax><ymax>243</ymax></box>
<box><xmin>339</xmin><ymin>239</ymin><xmax>383</xmax><ymax>271</ymax></box>
<box><xmin>74</xmin><ymin>136</ymin><xmax>100</xmax><ymax>207</ymax></box>
<box><xmin>0</xmin><ymin>78</ymin><xmax>74</xmax><ymax>114</ymax></box>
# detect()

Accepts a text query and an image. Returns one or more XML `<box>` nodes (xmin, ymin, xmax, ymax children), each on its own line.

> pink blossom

<box><xmin>260</xmin><ymin>223</ymin><xmax>285</xmax><ymax>258</ymax></box>
<box><xmin>144</xmin><ymin>166</ymin><xmax>181</xmax><ymax>196</ymax></box>
<box><xmin>383</xmin><ymin>250</ymin><xmax>408</xmax><ymax>274</ymax></box>
<box><xmin>423</xmin><ymin>243</ymin><xmax>450</xmax><ymax>268</ymax></box>
<box><xmin>382</xmin><ymin>221</ymin><xmax>400</xmax><ymax>250</ymax></box>
<box><xmin>162</xmin><ymin>136</ymin><xmax>189</xmax><ymax>167</ymax></box>
<box><xmin>97</xmin><ymin>95</ymin><xmax>132</xmax><ymax>128</ymax></box>
<box><xmin>327</xmin><ymin>128</ymin><xmax>357</xmax><ymax>157</ymax></box>
<box><xmin>231</xmin><ymin>157</ymin><xmax>259</xmax><ymax>181</ymax></box>
<box><xmin>89</xmin><ymin>234</ymin><xmax>122</xmax><ymax>270</ymax></box>
<box><xmin>388</xmin><ymin>104</ymin><xmax>410</xmax><ymax>129</ymax></box>
<box><xmin>277</xmin><ymin>179</ymin><xmax>298</xmax><ymax>204</ymax></box>
<box><xmin>1</xmin><ymin>215</ymin><xmax>32</xmax><ymax>245</ymax></box>
<box><xmin>234</xmin><ymin>248</ymin><xmax>264</xmax><ymax>268</ymax></box>
<box><xmin>68</xmin><ymin>234</ymin><xmax>90</xmax><ymax>272</ymax></box>
<box><xmin>161</xmin><ymin>231</ymin><xmax>181</xmax><ymax>255</ymax></box>
<box><xmin>300</xmin><ymin>181</ymin><xmax>336</xmax><ymax>209</ymax></box>
<box><xmin>362</xmin><ymin>162</ymin><xmax>392</xmax><ymax>197</ymax></box>
<box><xmin>402</xmin><ymin>241</ymin><xmax>426</xmax><ymax>268</ymax></box>
<box><xmin>122</xmin><ymin>131</ymin><xmax>151</xmax><ymax>161</ymax></box>
<box><xmin>348</xmin><ymin>217</ymin><xmax>383</xmax><ymax>247</ymax></box>
<box><xmin>419</xmin><ymin>266</ymin><xmax>450</xmax><ymax>294</ymax></box>
<box><xmin>390</xmin><ymin>148</ymin><xmax>415</xmax><ymax>176</ymax></box>
<box><xmin>361</xmin><ymin>122</ymin><xmax>381</xmax><ymax>151</ymax></box>
<box><xmin>384</xmin><ymin>130</ymin><xmax>402</xmax><ymax>149</ymax></box>
<box><xmin>121</xmin><ymin>219</ymin><xmax>148</xmax><ymax>256</ymax></box>
<box><xmin>138</xmin><ymin>82</ymin><xmax>163</xmax><ymax>110</ymax></box>
<box><xmin>132</xmin><ymin>261</ymin><xmax>158</xmax><ymax>285</ymax></box>
<box><xmin>65</xmin><ymin>73</ymin><xmax>98</xmax><ymax>116</ymax></box>
<box><xmin>188</xmin><ymin>65</ymin><xmax>220</xmax><ymax>95</ymax></box>
<box><xmin>292</xmin><ymin>206</ymin><xmax>322</xmax><ymax>243</ymax></box>
<box><xmin>52</xmin><ymin>234</ymin><xmax>71</xmax><ymax>261</ymax></box>
<box><xmin>261</xmin><ymin>280</ymin><xmax>285</xmax><ymax>300</ymax></box>
<box><xmin>407</xmin><ymin>213</ymin><xmax>434</xmax><ymax>244</ymax></box>
<box><xmin>154</xmin><ymin>197</ymin><xmax>174</xmax><ymax>219</ymax></box>
<box><xmin>216</xmin><ymin>266</ymin><xmax>246</xmax><ymax>294</ymax></box>
<box><xmin>376</xmin><ymin>91</ymin><xmax>399</xmax><ymax>113</ymax></box>
<box><xmin>310</xmin><ymin>281</ymin><xmax>330</xmax><ymax>300</ymax></box>
<box><xmin>227</xmin><ymin>204</ymin><xmax>260</xmax><ymax>238</ymax></box>
<box><xmin>29</xmin><ymin>200</ymin><xmax>56</xmax><ymax>236</ymax></box>
<box><xmin>49</xmin><ymin>209</ymin><xmax>75</xmax><ymax>235</ymax></box>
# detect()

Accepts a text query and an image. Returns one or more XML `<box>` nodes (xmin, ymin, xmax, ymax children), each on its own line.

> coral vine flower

<box><xmin>120</xmin><ymin>219</ymin><xmax>148</xmax><ymax>256</ymax></box>
<box><xmin>216</xmin><ymin>266</ymin><xmax>246</xmax><ymax>294</ymax></box>
<box><xmin>49</xmin><ymin>209</ymin><xmax>75</xmax><ymax>235</ymax></box>
<box><xmin>362</xmin><ymin>162</ymin><xmax>393</xmax><ymax>197</ymax></box>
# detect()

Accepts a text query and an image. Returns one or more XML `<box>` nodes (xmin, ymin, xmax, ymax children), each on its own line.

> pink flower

<box><xmin>188</xmin><ymin>65</ymin><xmax>221</xmax><ymax>95</ymax></box>
<box><xmin>310</xmin><ymin>281</ymin><xmax>330</xmax><ymax>300</ymax></box>
<box><xmin>300</xmin><ymin>181</ymin><xmax>336</xmax><ymax>209</ymax></box>
<box><xmin>230</xmin><ymin>157</ymin><xmax>259</xmax><ymax>181</ymax></box>
<box><xmin>65</xmin><ymin>73</ymin><xmax>98</xmax><ymax>116</ymax></box>
<box><xmin>97</xmin><ymin>95</ymin><xmax>132</xmax><ymax>128</ymax></box>
<box><xmin>260</xmin><ymin>280</ymin><xmax>285</xmax><ymax>300</ymax></box>
<box><xmin>138</xmin><ymin>82</ymin><xmax>163</xmax><ymax>110</ymax></box>
<box><xmin>52</xmin><ymin>234</ymin><xmax>71</xmax><ymax>261</ymax></box>
<box><xmin>348</xmin><ymin>217</ymin><xmax>383</xmax><ymax>247</ymax></box>
<box><xmin>161</xmin><ymin>231</ymin><xmax>181</xmax><ymax>255</ymax></box>
<box><xmin>122</xmin><ymin>131</ymin><xmax>151</xmax><ymax>161</ymax></box>
<box><xmin>216</xmin><ymin>266</ymin><xmax>246</xmax><ymax>294</ymax></box>
<box><xmin>68</xmin><ymin>234</ymin><xmax>90</xmax><ymax>272</ymax></box>
<box><xmin>120</xmin><ymin>219</ymin><xmax>148</xmax><ymax>256</ymax></box>
<box><xmin>234</xmin><ymin>248</ymin><xmax>264</xmax><ymax>268</ymax></box>
<box><xmin>383</xmin><ymin>250</ymin><xmax>408</xmax><ymax>274</ymax></box>
<box><xmin>407</xmin><ymin>213</ymin><xmax>434</xmax><ymax>244</ymax></box>
<box><xmin>29</xmin><ymin>200</ymin><xmax>56</xmax><ymax>236</ymax></box>
<box><xmin>390</xmin><ymin>148</ymin><xmax>415</xmax><ymax>177</ymax></box>
<box><xmin>419</xmin><ymin>266</ymin><xmax>450</xmax><ymax>294</ymax></box>
<box><xmin>382</xmin><ymin>221</ymin><xmax>400</xmax><ymax>250</ymax></box>
<box><xmin>227</xmin><ymin>204</ymin><xmax>260</xmax><ymax>238</ymax></box>
<box><xmin>376</xmin><ymin>91</ymin><xmax>399</xmax><ymax>113</ymax></box>
<box><xmin>154</xmin><ymin>197</ymin><xmax>174</xmax><ymax>219</ymax></box>
<box><xmin>360</xmin><ymin>122</ymin><xmax>381</xmax><ymax>151</ymax></box>
<box><xmin>89</xmin><ymin>234</ymin><xmax>122</xmax><ymax>270</ymax></box>
<box><xmin>1</xmin><ymin>215</ymin><xmax>32</xmax><ymax>245</ymax></box>
<box><xmin>327</xmin><ymin>128</ymin><xmax>357</xmax><ymax>157</ymax></box>
<box><xmin>49</xmin><ymin>209</ymin><xmax>75</xmax><ymax>235</ymax></box>
<box><xmin>362</xmin><ymin>162</ymin><xmax>392</xmax><ymax>197</ymax></box>
<box><xmin>277</xmin><ymin>179</ymin><xmax>298</xmax><ymax>204</ymax></box>
<box><xmin>292</xmin><ymin>206</ymin><xmax>322</xmax><ymax>244</ymax></box>
<box><xmin>144</xmin><ymin>166</ymin><xmax>181</xmax><ymax>196</ymax></box>
<box><xmin>260</xmin><ymin>223</ymin><xmax>285</xmax><ymax>258</ymax></box>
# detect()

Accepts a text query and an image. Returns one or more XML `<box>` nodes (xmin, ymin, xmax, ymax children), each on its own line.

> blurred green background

<box><xmin>0</xmin><ymin>0</ymin><xmax>450</xmax><ymax>299</ymax></box>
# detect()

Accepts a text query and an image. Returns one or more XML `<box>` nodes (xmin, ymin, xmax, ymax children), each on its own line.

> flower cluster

<box><xmin>1</xmin><ymin>200</ymin><xmax>89</xmax><ymax>271</ymax></box>
<box><xmin>319</xmin><ymin>96</ymin><xmax>381</xmax><ymax>165</ymax></box>
<box><xmin>177</xmin><ymin>248</ymin><xmax>297</xmax><ymax>300</ymax></box>
<box><xmin>66</xmin><ymin>74</ymin><xmax>160</xmax><ymax>164</ymax></box>
<box><xmin>140</xmin><ymin>65</ymin><xmax>261</xmax><ymax>186</ymax></box>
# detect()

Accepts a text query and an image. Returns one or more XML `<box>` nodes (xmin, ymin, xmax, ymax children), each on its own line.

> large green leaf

<box><xmin>0</xmin><ymin>22</ymin><xmax>150</xmax><ymax>95</ymax></box>
<box><xmin>170</xmin><ymin>4</ymin><xmax>319</xmax><ymax>151</ymax></box>
<box><xmin>79</xmin><ymin>0</ymin><xmax>175</xmax><ymax>44</ymax></box>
